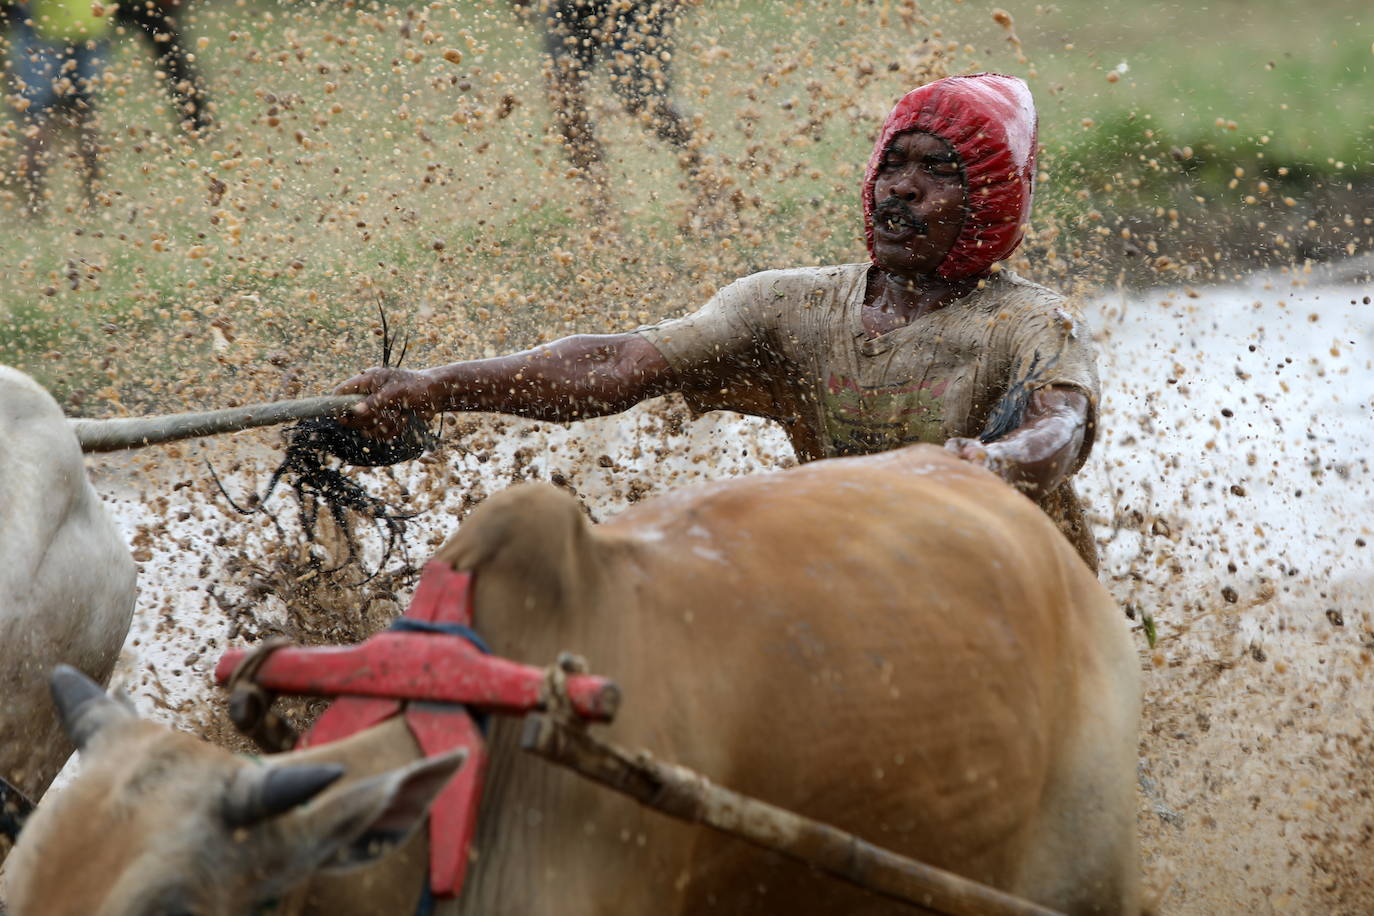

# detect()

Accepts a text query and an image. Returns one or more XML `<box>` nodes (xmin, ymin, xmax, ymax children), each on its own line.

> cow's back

<box><xmin>0</xmin><ymin>367</ymin><xmax>136</xmax><ymax>802</ymax></box>
<box><xmin>605</xmin><ymin>445</ymin><xmax>1139</xmax><ymax>913</ymax></box>
<box><xmin>451</xmin><ymin>445</ymin><xmax>1140</xmax><ymax>915</ymax></box>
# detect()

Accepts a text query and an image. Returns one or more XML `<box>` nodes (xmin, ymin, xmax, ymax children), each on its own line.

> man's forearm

<box><xmin>427</xmin><ymin>333</ymin><xmax>674</xmax><ymax>421</ymax></box>
<box><xmin>984</xmin><ymin>387</ymin><xmax>1089</xmax><ymax>497</ymax></box>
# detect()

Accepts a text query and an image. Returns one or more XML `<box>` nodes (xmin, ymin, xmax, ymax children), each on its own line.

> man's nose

<box><xmin>887</xmin><ymin>171</ymin><xmax>923</xmax><ymax>202</ymax></box>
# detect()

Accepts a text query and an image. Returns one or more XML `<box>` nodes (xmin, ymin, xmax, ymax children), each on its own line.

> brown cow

<box><xmin>3</xmin><ymin>444</ymin><xmax>1142</xmax><ymax>915</ymax></box>
<box><xmin>2</xmin><ymin>667</ymin><xmax>464</xmax><ymax>915</ymax></box>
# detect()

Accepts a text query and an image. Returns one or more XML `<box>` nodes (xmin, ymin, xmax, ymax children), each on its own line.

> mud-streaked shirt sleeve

<box><xmin>633</xmin><ymin>272</ymin><xmax>794</xmax><ymax>415</ymax></box>
<box><xmin>635</xmin><ymin>267</ymin><xmax>864</xmax><ymax>444</ymax></box>
<box><xmin>633</xmin><ymin>275</ymin><xmax>768</xmax><ymax>371</ymax></box>
<box><xmin>999</xmin><ymin>298</ymin><xmax>1102</xmax><ymax>469</ymax></box>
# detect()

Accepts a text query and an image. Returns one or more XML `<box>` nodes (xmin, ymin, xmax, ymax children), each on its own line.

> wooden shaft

<box><xmin>70</xmin><ymin>395</ymin><xmax>363</xmax><ymax>453</ymax></box>
<box><xmin>520</xmin><ymin>715</ymin><xmax>1064</xmax><ymax>916</ymax></box>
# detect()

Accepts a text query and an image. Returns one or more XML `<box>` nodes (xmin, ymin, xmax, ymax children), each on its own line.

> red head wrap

<box><xmin>862</xmin><ymin>73</ymin><xmax>1038</xmax><ymax>280</ymax></box>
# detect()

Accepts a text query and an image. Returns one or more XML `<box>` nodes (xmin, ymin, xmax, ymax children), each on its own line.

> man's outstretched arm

<box><xmin>945</xmin><ymin>386</ymin><xmax>1090</xmax><ymax>498</ymax></box>
<box><xmin>334</xmin><ymin>333</ymin><xmax>676</xmax><ymax>439</ymax></box>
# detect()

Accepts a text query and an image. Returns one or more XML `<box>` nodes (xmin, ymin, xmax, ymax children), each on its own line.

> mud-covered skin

<box><xmin>866</xmin><ymin>131</ymin><xmax>968</xmax><ymax>287</ymax></box>
<box><xmin>947</xmin><ymin>386</ymin><xmax>1090</xmax><ymax>500</ymax></box>
<box><xmin>335</xmin><ymin>333</ymin><xmax>673</xmax><ymax>437</ymax></box>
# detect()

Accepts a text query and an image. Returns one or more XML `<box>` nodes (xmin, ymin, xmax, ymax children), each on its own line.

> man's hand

<box><xmin>943</xmin><ymin>386</ymin><xmax>1090</xmax><ymax>497</ymax></box>
<box><xmin>334</xmin><ymin>367</ymin><xmax>438</xmax><ymax>440</ymax></box>
<box><xmin>944</xmin><ymin>437</ymin><xmax>1009</xmax><ymax>478</ymax></box>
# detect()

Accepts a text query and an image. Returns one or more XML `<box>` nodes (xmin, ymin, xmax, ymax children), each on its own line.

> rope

<box><xmin>225</xmin><ymin>638</ymin><xmax>300</xmax><ymax>753</ymax></box>
<box><xmin>540</xmin><ymin>652</ymin><xmax>590</xmax><ymax>723</ymax></box>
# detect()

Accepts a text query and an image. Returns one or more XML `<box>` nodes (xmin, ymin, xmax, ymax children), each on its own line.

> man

<box><xmin>116</xmin><ymin>0</ymin><xmax>212</xmax><ymax>135</ymax></box>
<box><xmin>4</xmin><ymin>0</ymin><xmax>209</xmax><ymax>213</ymax></box>
<box><xmin>337</xmin><ymin>74</ymin><xmax>1103</xmax><ymax>569</ymax></box>
<box><xmin>526</xmin><ymin>0</ymin><xmax>709</xmax><ymax>208</ymax></box>
<box><xmin>4</xmin><ymin>0</ymin><xmax>111</xmax><ymax>212</ymax></box>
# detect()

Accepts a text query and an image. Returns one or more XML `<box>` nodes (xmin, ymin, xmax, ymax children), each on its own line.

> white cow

<box><xmin>0</xmin><ymin>367</ymin><xmax>136</xmax><ymax>833</ymax></box>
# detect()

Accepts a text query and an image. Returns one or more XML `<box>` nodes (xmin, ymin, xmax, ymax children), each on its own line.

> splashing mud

<box><xmin>3</xmin><ymin>0</ymin><xmax>1372</xmax><ymax>910</ymax></box>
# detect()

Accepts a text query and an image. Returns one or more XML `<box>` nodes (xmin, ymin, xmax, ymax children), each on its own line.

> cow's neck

<box><xmin>458</xmin><ymin>576</ymin><xmax>657</xmax><ymax>914</ymax></box>
<box><xmin>457</xmin><ymin>721</ymin><xmax>550</xmax><ymax>913</ymax></box>
<box><xmin>452</xmin><ymin>530</ymin><xmax>681</xmax><ymax>914</ymax></box>
<box><xmin>275</xmin><ymin>718</ymin><xmax>429</xmax><ymax>916</ymax></box>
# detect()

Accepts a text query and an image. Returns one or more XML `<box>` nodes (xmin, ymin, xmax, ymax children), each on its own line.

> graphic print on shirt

<box><xmin>979</xmin><ymin>349</ymin><xmax>1060</xmax><ymax>443</ymax></box>
<box><xmin>822</xmin><ymin>373</ymin><xmax>949</xmax><ymax>456</ymax></box>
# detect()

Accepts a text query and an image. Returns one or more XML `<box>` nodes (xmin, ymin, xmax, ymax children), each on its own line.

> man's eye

<box><xmin>927</xmin><ymin>159</ymin><xmax>960</xmax><ymax>176</ymax></box>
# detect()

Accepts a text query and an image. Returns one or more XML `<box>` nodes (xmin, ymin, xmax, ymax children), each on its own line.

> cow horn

<box><xmin>223</xmin><ymin>763</ymin><xmax>345</xmax><ymax>829</ymax></box>
<box><xmin>49</xmin><ymin>664</ymin><xmax>134</xmax><ymax>751</ymax></box>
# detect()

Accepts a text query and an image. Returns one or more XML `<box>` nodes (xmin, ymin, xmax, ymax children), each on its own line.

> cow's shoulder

<box><xmin>0</xmin><ymin>366</ymin><xmax>73</xmax><ymax>454</ymax></box>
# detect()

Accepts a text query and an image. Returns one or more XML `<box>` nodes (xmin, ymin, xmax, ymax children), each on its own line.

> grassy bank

<box><xmin>0</xmin><ymin>0</ymin><xmax>1368</xmax><ymax>410</ymax></box>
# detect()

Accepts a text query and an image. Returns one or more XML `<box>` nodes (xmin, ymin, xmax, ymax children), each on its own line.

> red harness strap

<box><xmin>299</xmin><ymin>562</ymin><xmax>481</xmax><ymax>897</ymax></box>
<box><xmin>214</xmin><ymin>561</ymin><xmax>618</xmax><ymax>899</ymax></box>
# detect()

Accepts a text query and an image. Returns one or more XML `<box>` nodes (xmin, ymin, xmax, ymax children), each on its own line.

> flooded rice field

<box><xmin>1</xmin><ymin>0</ymin><xmax>1369</xmax><ymax>907</ymax></box>
<box><xmin>84</xmin><ymin>262</ymin><xmax>1374</xmax><ymax>913</ymax></box>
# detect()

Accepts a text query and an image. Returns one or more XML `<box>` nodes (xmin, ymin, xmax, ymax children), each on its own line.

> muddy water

<box><xmin>80</xmin><ymin>270</ymin><xmax>1372</xmax><ymax>912</ymax></box>
<box><xmin>1081</xmin><ymin>271</ymin><xmax>1374</xmax><ymax>912</ymax></box>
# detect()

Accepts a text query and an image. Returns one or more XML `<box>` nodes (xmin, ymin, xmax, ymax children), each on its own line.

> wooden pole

<box><xmin>520</xmin><ymin>714</ymin><xmax>1065</xmax><ymax>916</ymax></box>
<box><xmin>70</xmin><ymin>394</ymin><xmax>363</xmax><ymax>453</ymax></box>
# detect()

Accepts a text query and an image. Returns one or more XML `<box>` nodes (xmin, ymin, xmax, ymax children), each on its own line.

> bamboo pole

<box><xmin>70</xmin><ymin>394</ymin><xmax>363</xmax><ymax>453</ymax></box>
<box><xmin>520</xmin><ymin>714</ymin><xmax>1065</xmax><ymax>916</ymax></box>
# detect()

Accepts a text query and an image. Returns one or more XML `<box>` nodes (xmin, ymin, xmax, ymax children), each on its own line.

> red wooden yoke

<box><xmin>213</xmin><ymin>560</ymin><xmax>620</xmax><ymax>900</ymax></box>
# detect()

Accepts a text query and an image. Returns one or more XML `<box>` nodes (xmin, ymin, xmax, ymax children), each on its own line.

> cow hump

<box><xmin>433</xmin><ymin>483</ymin><xmax>599</xmax><ymax>622</ymax></box>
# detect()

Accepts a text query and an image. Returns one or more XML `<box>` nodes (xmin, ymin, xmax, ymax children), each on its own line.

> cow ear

<box><xmin>284</xmin><ymin>750</ymin><xmax>467</xmax><ymax>875</ymax></box>
<box><xmin>49</xmin><ymin>664</ymin><xmax>135</xmax><ymax>750</ymax></box>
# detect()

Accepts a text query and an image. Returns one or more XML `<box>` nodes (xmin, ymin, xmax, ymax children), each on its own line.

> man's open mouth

<box><xmin>874</xmin><ymin>197</ymin><xmax>928</xmax><ymax>236</ymax></box>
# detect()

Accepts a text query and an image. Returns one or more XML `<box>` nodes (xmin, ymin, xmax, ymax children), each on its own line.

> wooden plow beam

<box><xmin>521</xmin><ymin>713</ymin><xmax>1065</xmax><ymax>916</ymax></box>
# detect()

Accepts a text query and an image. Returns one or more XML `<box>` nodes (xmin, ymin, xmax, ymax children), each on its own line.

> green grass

<box><xmin>0</xmin><ymin>0</ymin><xmax>1368</xmax><ymax>409</ymax></box>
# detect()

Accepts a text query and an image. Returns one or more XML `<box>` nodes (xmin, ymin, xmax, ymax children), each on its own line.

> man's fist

<box><xmin>944</xmin><ymin>437</ymin><xmax>1009</xmax><ymax>479</ymax></box>
<box><xmin>333</xmin><ymin>367</ymin><xmax>439</xmax><ymax>441</ymax></box>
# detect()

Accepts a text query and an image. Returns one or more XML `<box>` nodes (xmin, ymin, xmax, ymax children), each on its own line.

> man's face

<box><xmin>869</xmin><ymin>131</ymin><xmax>967</xmax><ymax>279</ymax></box>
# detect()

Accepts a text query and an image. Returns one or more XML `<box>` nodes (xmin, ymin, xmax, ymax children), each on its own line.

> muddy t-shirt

<box><xmin>636</xmin><ymin>263</ymin><xmax>1100</xmax><ymax>465</ymax></box>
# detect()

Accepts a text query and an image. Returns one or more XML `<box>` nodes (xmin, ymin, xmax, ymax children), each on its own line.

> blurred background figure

<box><xmin>4</xmin><ymin>0</ymin><xmax>111</xmax><ymax>213</ymax></box>
<box><xmin>3</xmin><ymin>0</ymin><xmax>209</xmax><ymax>214</ymax></box>
<box><xmin>116</xmin><ymin>0</ymin><xmax>212</xmax><ymax>135</ymax></box>
<box><xmin>524</xmin><ymin>0</ymin><xmax>725</xmax><ymax>221</ymax></box>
